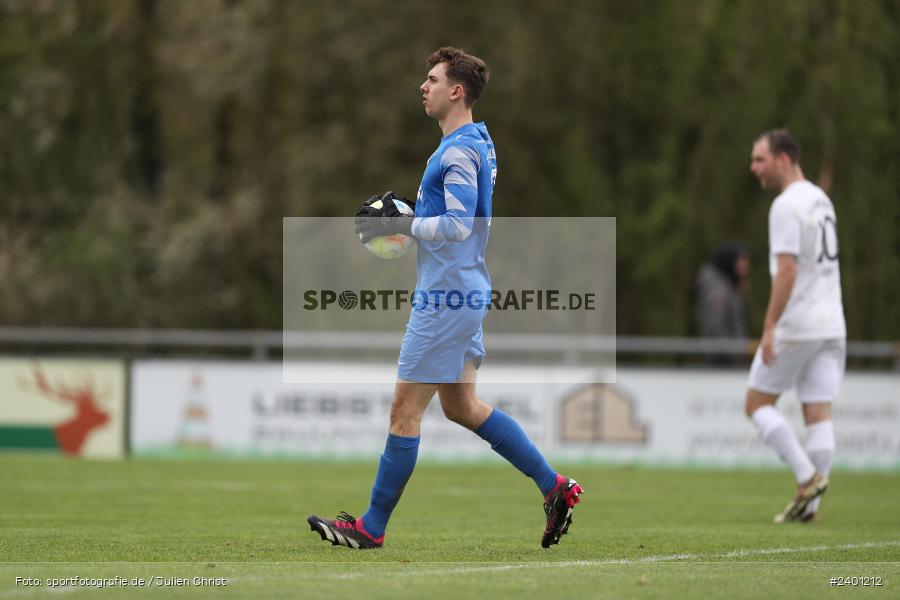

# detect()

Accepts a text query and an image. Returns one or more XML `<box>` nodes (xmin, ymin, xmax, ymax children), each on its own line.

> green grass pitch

<box><xmin>1</xmin><ymin>454</ymin><xmax>898</xmax><ymax>598</ymax></box>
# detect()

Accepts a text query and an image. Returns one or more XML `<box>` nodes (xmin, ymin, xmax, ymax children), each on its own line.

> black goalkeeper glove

<box><xmin>354</xmin><ymin>191</ymin><xmax>415</xmax><ymax>243</ymax></box>
<box><xmin>355</xmin><ymin>193</ymin><xmax>384</xmax><ymax>217</ymax></box>
<box><xmin>354</xmin><ymin>191</ymin><xmax>415</xmax><ymax>217</ymax></box>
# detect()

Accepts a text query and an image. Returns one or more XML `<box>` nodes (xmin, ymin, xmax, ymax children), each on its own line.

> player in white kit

<box><xmin>745</xmin><ymin>129</ymin><xmax>846</xmax><ymax>523</ymax></box>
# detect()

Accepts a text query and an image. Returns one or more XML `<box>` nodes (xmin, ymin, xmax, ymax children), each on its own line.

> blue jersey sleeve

<box><xmin>411</xmin><ymin>144</ymin><xmax>479</xmax><ymax>242</ymax></box>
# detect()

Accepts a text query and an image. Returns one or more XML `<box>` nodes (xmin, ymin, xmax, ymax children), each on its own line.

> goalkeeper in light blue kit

<box><xmin>308</xmin><ymin>47</ymin><xmax>583</xmax><ymax>550</ymax></box>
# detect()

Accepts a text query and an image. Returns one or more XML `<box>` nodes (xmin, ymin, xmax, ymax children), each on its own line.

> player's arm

<box><xmin>761</xmin><ymin>198</ymin><xmax>801</xmax><ymax>364</ymax></box>
<box><xmin>411</xmin><ymin>145</ymin><xmax>478</xmax><ymax>242</ymax></box>
<box><xmin>760</xmin><ymin>253</ymin><xmax>797</xmax><ymax>364</ymax></box>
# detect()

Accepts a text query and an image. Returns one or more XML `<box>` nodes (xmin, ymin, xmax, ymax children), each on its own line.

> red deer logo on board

<box><xmin>27</xmin><ymin>366</ymin><xmax>111</xmax><ymax>455</ymax></box>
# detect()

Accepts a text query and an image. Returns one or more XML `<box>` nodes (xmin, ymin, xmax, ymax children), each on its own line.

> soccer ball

<box><xmin>360</xmin><ymin>198</ymin><xmax>416</xmax><ymax>259</ymax></box>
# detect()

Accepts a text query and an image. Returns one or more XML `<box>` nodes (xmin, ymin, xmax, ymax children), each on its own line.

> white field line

<box><xmin>1</xmin><ymin>541</ymin><xmax>897</xmax><ymax>596</ymax></box>
<box><xmin>328</xmin><ymin>540</ymin><xmax>900</xmax><ymax>579</ymax></box>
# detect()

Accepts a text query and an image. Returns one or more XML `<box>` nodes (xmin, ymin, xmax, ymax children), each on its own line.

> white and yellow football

<box><xmin>360</xmin><ymin>198</ymin><xmax>416</xmax><ymax>259</ymax></box>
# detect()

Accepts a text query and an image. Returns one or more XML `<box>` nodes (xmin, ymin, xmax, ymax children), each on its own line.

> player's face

<box><xmin>420</xmin><ymin>62</ymin><xmax>459</xmax><ymax>119</ymax></box>
<box><xmin>750</xmin><ymin>139</ymin><xmax>781</xmax><ymax>190</ymax></box>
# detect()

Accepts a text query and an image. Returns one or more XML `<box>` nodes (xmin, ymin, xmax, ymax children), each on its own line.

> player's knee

<box><xmin>440</xmin><ymin>398</ymin><xmax>483</xmax><ymax>429</ymax></box>
<box><xmin>744</xmin><ymin>398</ymin><xmax>756</xmax><ymax>419</ymax></box>
<box><xmin>745</xmin><ymin>390</ymin><xmax>774</xmax><ymax>418</ymax></box>
<box><xmin>744</xmin><ymin>392</ymin><xmax>760</xmax><ymax>418</ymax></box>
<box><xmin>389</xmin><ymin>397</ymin><xmax>420</xmax><ymax>431</ymax></box>
<box><xmin>440</xmin><ymin>402</ymin><xmax>469</xmax><ymax>427</ymax></box>
<box><xmin>802</xmin><ymin>401</ymin><xmax>832</xmax><ymax>424</ymax></box>
<box><xmin>442</xmin><ymin>399</ymin><xmax>491</xmax><ymax>430</ymax></box>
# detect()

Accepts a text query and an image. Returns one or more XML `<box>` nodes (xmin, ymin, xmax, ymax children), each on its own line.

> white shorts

<box><xmin>747</xmin><ymin>338</ymin><xmax>846</xmax><ymax>403</ymax></box>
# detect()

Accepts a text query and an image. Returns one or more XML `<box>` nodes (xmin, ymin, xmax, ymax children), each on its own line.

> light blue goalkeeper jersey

<box><xmin>411</xmin><ymin>122</ymin><xmax>496</xmax><ymax>304</ymax></box>
<box><xmin>396</xmin><ymin>122</ymin><xmax>495</xmax><ymax>382</ymax></box>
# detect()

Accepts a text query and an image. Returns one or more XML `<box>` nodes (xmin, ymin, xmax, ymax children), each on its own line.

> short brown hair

<box><xmin>427</xmin><ymin>47</ymin><xmax>489</xmax><ymax>108</ymax></box>
<box><xmin>756</xmin><ymin>128</ymin><xmax>801</xmax><ymax>164</ymax></box>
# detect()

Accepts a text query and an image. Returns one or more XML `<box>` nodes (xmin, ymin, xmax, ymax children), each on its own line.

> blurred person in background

<box><xmin>696</xmin><ymin>242</ymin><xmax>751</xmax><ymax>346</ymax></box>
<box><xmin>745</xmin><ymin>129</ymin><xmax>845</xmax><ymax>524</ymax></box>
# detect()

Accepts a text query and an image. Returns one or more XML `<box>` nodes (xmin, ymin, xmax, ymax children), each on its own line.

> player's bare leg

<box><xmin>437</xmin><ymin>362</ymin><xmax>491</xmax><ymax>430</ymax></box>
<box><xmin>390</xmin><ymin>379</ymin><xmax>439</xmax><ymax>436</ymax></box>
<box><xmin>308</xmin><ymin>380</ymin><xmax>437</xmax><ymax>549</ymax></box>
<box><xmin>799</xmin><ymin>402</ymin><xmax>834</xmax><ymax>522</ymax></box>
<box><xmin>438</xmin><ymin>362</ymin><xmax>583</xmax><ymax>548</ymax></box>
<box><xmin>745</xmin><ymin>387</ymin><xmax>778</xmax><ymax>418</ymax></box>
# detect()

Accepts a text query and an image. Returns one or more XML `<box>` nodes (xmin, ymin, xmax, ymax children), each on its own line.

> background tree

<box><xmin>0</xmin><ymin>0</ymin><xmax>897</xmax><ymax>338</ymax></box>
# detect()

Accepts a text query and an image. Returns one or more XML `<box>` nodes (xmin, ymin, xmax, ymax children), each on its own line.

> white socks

<box><xmin>751</xmin><ymin>405</ymin><xmax>817</xmax><ymax>484</ymax></box>
<box><xmin>803</xmin><ymin>420</ymin><xmax>835</xmax><ymax>514</ymax></box>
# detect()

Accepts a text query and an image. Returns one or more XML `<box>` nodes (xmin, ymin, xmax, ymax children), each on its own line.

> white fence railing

<box><xmin>0</xmin><ymin>327</ymin><xmax>896</xmax><ymax>367</ymax></box>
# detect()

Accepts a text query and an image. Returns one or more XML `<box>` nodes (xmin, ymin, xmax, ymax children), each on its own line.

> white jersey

<box><xmin>768</xmin><ymin>180</ymin><xmax>846</xmax><ymax>341</ymax></box>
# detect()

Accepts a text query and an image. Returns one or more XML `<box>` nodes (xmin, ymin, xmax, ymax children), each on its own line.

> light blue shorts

<box><xmin>397</xmin><ymin>304</ymin><xmax>487</xmax><ymax>383</ymax></box>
